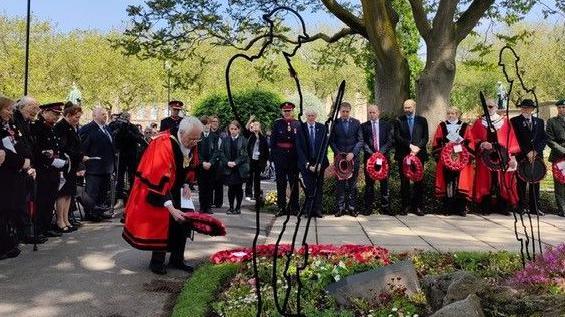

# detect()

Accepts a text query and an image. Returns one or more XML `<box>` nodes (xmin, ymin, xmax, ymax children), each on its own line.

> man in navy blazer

<box><xmin>393</xmin><ymin>99</ymin><xmax>428</xmax><ymax>216</ymax></box>
<box><xmin>510</xmin><ymin>99</ymin><xmax>547</xmax><ymax>215</ymax></box>
<box><xmin>329</xmin><ymin>102</ymin><xmax>363</xmax><ymax>217</ymax></box>
<box><xmin>79</xmin><ymin>107</ymin><xmax>115</xmax><ymax>221</ymax></box>
<box><xmin>361</xmin><ymin>104</ymin><xmax>394</xmax><ymax>215</ymax></box>
<box><xmin>297</xmin><ymin>109</ymin><xmax>329</xmax><ymax>218</ymax></box>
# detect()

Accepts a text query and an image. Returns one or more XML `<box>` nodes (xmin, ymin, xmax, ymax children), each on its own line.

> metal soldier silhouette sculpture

<box><xmin>496</xmin><ymin>45</ymin><xmax>544</xmax><ymax>267</ymax></box>
<box><xmin>225</xmin><ymin>6</ymin><xmax>344</xmax><ymax>316</ymax></box>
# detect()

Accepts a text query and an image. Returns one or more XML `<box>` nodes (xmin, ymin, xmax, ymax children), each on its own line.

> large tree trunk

<box><xmin>416</xmin><ymin>37</ymin><xmax>457</xmax><ymax>135</ymax></box>
<box><xmin>373</xmin><ymin>55</ymin><xmax>411</xmax><ymax>119</ymax></box>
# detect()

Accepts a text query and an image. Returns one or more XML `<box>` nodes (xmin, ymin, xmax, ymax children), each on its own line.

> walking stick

<box><xmin>110</xmin><ymin>152</ymin><xmax>120</xmax><ymax>215</ymax></box>
<box><xmin>27</xmin><ymin>175</ymin><xmax>38</xmax><ymax>251</ymax></box>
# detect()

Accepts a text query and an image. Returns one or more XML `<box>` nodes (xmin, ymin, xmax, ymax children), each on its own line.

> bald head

<box><xmin>403</xmin><ymin>99</ymin><xmax>416</xmax><ymax>116</ymax></box>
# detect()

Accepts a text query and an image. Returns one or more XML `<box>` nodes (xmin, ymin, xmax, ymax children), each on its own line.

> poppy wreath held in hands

<box><xmin>402</xmin><ymin>155</ymin><xmax>424</xmax><ymax>182</ymax></box>
<box><xmin>552</xmin><ymin>158</ymin><xmax>565</xmax><ymax>185</ymax></box>
<box><xmin>440</xmin><ymin>142</ymin><xmax>470</xmax><ymax>172</ymax></box>
<box><xmin>366</xmin><ymin>152</ymin><xmax>389</xmax><ymax>181</ymax></box>
<box><xmin>182</xmin><ymin>212</ymin><xmax>227</xmax><ymax>236</ymax></box>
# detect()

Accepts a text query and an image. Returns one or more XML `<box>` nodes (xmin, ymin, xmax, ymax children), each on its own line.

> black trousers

<box><xmin>212</xmin><ymin>168</ymin><xmax>224</xmax><ymax>207</ymax></box>
<box><xmin>115</xmin><ymin>154</ymin><xmax>136</xmax><ymax>201</ymax></box>
<box><xmin>398</xmin><ymin>165</ymin><xmax>424</xmax><ymax>209</ymax></box>
<box><xmin>0</xmin><ymin>208</ymin><xmax>18</xmax><ymax>255</ymax></box>
<box><xmin>150</xmin><ymin>215</ymin><xmax>188</xmax><ymax>266</ymax></box>
<box><xmin>336</xmin><ymin>160</ymin><xmax>360</xmax><ymax>210</ymax></box>
<box><xmin>517</xmin><ymin>178</ymin><xmax>541</xmax><ymax>211</ymax></box>
<box><xmin>302</xmin><ymin>169</ymin><xmax>324</xmax><ymax>216</ymax></box>
<box><xmin>197</xmin><ymin>169</ymin><xmax>214</xmax><ymax>211</ymax></box>
<box><xmin>228</xmin><ymin>184</ymin><xmax>243</xmax><ymax>209</ymax></box>
<box><xmin>363</xmin><ymin>162</ymin><xmax>389</xmax><ymax>209</ymax></box>
<box><xmin>85</xmin><ymin>174</ymin><xmax>111</xmax><ymax>213</ymax></box>
<box><xmin>274</xmin><ymin>160</ymin><xmax>299</xmax><ymax>211</ymax></box>
<box><xmin>36</xmin><ymin>170</ymin><xmax>60</xmax><ymax>234</ymax></box>
<box><xmin>245</xmin><ymin>159</ymin><xmax>262</xmax><ymax>199</ymax></box>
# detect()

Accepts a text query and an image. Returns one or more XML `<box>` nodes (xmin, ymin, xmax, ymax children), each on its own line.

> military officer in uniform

<box><xmin>270</xmin><ymin>102</ymin><xmax>301</xmax><ymax>216</ymax></box>
<box><xmin>159</xmin><ymin>100</ymin><xmax>184</xmax><ymax>132</ymax></box>
<box><xmin>31</xmin><ymin>102</ymin><xmax>67</xmax><ymax>237</ymax></box>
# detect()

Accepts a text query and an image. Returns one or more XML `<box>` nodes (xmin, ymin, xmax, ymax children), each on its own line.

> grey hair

<box><xmin>367</xmin><ymin>104</ymin><xmax>380</xmax><ymax>111</ymax></box>
<box><xmin>15</xmin><ymin>96</ymin><xmax>38</xmax><ymax>110</ymax></box>
<box><xmin>304</xmin><ymin>108</ymin><xmax>318</xmax><ymax>116</ymax></box>
<box><xmin>178</xmin><ymin>116</ymin><xmax>204</xmax><ymax>134</ymax></box>
<box><xmin>92</xmin><ymin>106</ymin><xmax>105</xmax><ymax>116</ymax></box>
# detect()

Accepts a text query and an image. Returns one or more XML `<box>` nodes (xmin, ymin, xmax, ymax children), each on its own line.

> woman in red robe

<box><xmin>471</xmin><ymin>99</ymin><xmax>520</xmax><ymax>214</ymax></box>
<box><xmin>123</xmin><ymin>116</ymin><xmax>202</xmax><ymax>275</ymax></box>
<box><xmin>432</xmin><ymin>107</ymin><xmax>475</xmax><ymax>216</ymax></box>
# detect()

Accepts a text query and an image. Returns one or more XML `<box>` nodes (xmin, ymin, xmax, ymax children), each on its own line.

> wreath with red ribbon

<box><xmin>366</xmin><ymin>152</ymin><xmax>389</xmax><ymax>181</ymax></box>
<box><xmin>552</xmin><ymin>158</ymin><xmax>565</xmax><ymax>185</ymax></box>
<box><xmin>183</xmin><ymin>212</ymin><xmax>227</xmax><ymax>236</ymax></box>
<box><xmin>440</xmin><ymin>142</ymin><xmax>470</xmax><ymax>172</ymax></box>
<box><xmin>402</xmin><ymin>155</ymin><xmax>424</xmax><ymax>182</ymax></box>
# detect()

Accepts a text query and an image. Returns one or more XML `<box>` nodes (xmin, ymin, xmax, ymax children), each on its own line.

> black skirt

<box><xmin>58</xmin><ymin>170</ymin><xmax>77</xmax><ymax>197</ymax></box>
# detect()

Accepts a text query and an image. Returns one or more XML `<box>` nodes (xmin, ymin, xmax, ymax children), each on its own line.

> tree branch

<box><xmin>320</xmin><ymin>0</ymin><xmax>368</xmax><ymax>38</ymax></box>
<box><xmin>432</xmin><ymin>0</ymin><xmax>458</xmax><ymax>32</ymax></box>
<box><xmin>408</xmin><ymin>0</ymin><xmax>432</xmax><ymax>40</ymax></box>
<box><xmin>455</xmin><ymin>0</ymin><xmax>495</xmax><ymax>42</ymax></box>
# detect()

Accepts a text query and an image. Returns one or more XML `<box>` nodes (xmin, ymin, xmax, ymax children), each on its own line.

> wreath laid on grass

<box><xmin>440</xmin><ymin>142</ymin><xmax>470</xmax><ymax>172</ymax></box>
<box><xmin>366</xmin><ymin>152</ymin><xmax>389</xmax><ymax>181</ymax></box>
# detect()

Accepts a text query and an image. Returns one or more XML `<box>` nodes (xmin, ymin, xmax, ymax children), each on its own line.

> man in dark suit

<box><xmin>159</xmin><ymin>100</ymin><xmax>183</xmax><ymax>132</ymax></box>
<box><xmin>510</xmin><ymin>99</ymin><xmax>547</xmax><ymax>216</ymax></box>
<box><xmin>79</xmin><ymin>107</ymin><xmax>115</xmax><ymax>221</ymax></box>
<box><xmin>209</xmin><ymin>115</ymin><xmax>225</xmax><ymax>208</ymax></box>
<box><xmin>297</xmin><ymin>109</ymin><xmax>329</xmax><ymax>218</ymax></box>
<box><xmin>330</xmin><ymin>102</ymin><xmax>363</xmax><ymax>217</ymax></box>
<box><xmin>361</xmin><ymin>104</ymin><xmax>394</xmax><ymax>215</ymax></box>
<box><xmin>394</xmin><ymin>99</ymin><xmax>428</xmax><ymax>216</ymax></box>
<box><xmin>197</xmin><ymin>116</ymin><xmax>220</xmax><ymax>214</ymax></box>
<box><xmin>547</xmin><ymin>99</ymin><xmax>565</xmax><ymax>217</ymax></box>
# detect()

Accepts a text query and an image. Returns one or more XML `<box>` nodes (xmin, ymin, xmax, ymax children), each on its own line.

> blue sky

<box><xmin>1</xmin><ymin>0</ymin><xmax>559</xmax><ymax>33</ymax></box>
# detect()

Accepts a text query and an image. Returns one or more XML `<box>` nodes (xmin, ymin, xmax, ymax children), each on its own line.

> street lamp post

<box><xmin>24</xmin><ymin>0</ymin><xmax>31</xmax><ymax>95</ymax></box>
<box><xmin>164</xmin><ymin>60</ymin><xmax>172</xmax><ymax>116</ymax></box>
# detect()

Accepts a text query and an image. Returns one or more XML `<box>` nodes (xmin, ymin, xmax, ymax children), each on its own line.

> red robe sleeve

<box><xmin>135</xmin><ymin>133</ymin><xmax>176</xmax><ymax>196</ymax></box>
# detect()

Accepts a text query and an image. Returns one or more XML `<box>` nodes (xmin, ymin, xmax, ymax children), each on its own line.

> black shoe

<box><xmin>335</xmin><ymin>209</ymin><xmax>345</xmax><ymax>217</ymax></box>
<box><xmin>54</xmin><ymin>225</ymin><xmax>70</xmax><ymax>234</ymax></box>
<box><xmin>349</xmin><ymin>207</ymin><xmax>358</xmax><ymax>217</ymax></box>
<box><xmin>226</xmin><ymin>208</ymin><xmax>234</xmax><ymax>215</ymax></box>
<box><xmin>559</xmin><ymin>211</ymin><xmax>565</xmax><ymax>217</ymax></box>
<box><xmin>149</xmin><ymin>263</ymin><xmax>167</xmax><ymax>275</ymax></box>
<box><xmin>382</xmin><ymin>206</ymin><xmax>392</xmax><ymax>216</ymax></box>
<box><xmin>67</xmin><ymin>225</ymin><xmax>78</xmax><ymax>232</ymax></box>
<box><xmin>100</xmin><ymin>212</ymin><xmax>113</xmax><ymax>219</ymax></box>
<box><xmin>0</xmin><ymin>247</ymin><xmax>21</xmax><ymax>260</ymax></box>
<box><xmin>22</xmin><ymin>235</ymin><xmax>48</xmax><ymax>244</ymax></box>
<box><xmin>45</xmin><ymin>230</ymin><xmax>63</xmax><ymax>237</ymax></box>
<box><xmin>202</xmin><ymin>208</ymin><xmax>213</xmax><ymax>214</ymax></box>
<box><xmin>413</xmin><ymin>208</ymin><xmax>425</xmax><ymax>216</ymax></box>
<box><xmin>169</xmin><ymin>261</ymin><xmax>194</xmax><ymax>273</ymax></box>
<box><xmin>70</xmin><ymin>220</ymin><xmax>82</xmax><ymax>227</ymax></box>
<box><xmin>214</xmin><ymin>204</ymin><xmax>223</xmax><ymax>208</ymax></box>
<box><xmin>234</xmin><ymin>208</ymin><xmax>241</xmax><ymax>215</ymax></box>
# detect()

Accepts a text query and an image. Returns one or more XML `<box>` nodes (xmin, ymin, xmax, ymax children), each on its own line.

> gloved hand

<box><xmin>51</xmin><ymin>158</ymin><xmax>66</xmax><ymax>169</ymax></box>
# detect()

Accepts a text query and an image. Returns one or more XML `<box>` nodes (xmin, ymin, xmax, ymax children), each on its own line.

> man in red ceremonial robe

<box><xmin>123</xmin><ymin>116</ymin><xmax>202</xmax><ymax>275</ymax></box>
<box><xmin>432</xmin><ymin>107</ymin><xmax>475</xmax><ymax>216</ymax></box>
<box><xmin>471</xmin><ymin>99</ymin><xmax>519</xmax><ymax>214</ymax></box>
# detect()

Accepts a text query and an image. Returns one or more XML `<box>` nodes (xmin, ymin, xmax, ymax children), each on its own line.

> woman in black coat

<box><xmin>220</xmin><ymin>121</ymin><xmax>249</xmax><ymax>215</ymax></box>
<box><xmin>0</xmin><ymin>96</ymin><xmax>31</xmax><ymax>259</ymax></box>
<box><xmin>243</xmin><ymin>117</ymin><xmax>269</xmax><ymax>202</ymax></box>
<box><xmin>53</xmin><ymin>103</ymin><xmax>84</xmax><ymax>232</ymax></box>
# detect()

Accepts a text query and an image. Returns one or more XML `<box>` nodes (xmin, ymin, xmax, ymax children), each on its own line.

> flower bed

<box><xmin>173</xmin><ymin>244</ymin><xmax>565</xmax><ymax>317</ymax></box>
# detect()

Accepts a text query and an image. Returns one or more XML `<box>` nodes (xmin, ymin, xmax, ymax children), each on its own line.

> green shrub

<box><xmin>171</xmin><ymin>263</ymin><xmax>240</xmax><ymax>317</ymax></box>
<box><xmin>193</xmin><ymin>88</ymin><xmax>283</xmax><ymax>131</ymax></box>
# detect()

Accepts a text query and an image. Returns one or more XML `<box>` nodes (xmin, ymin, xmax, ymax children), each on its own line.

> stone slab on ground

<box><xmin>326</xmin><ymin>260</ymin><xmax>421</xmax><ymax>306</ymax></box>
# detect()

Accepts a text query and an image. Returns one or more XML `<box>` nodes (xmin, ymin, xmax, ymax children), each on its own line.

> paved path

<box><xmin>1</xmin><ymin>196</ymin><xmax>564</xmax><ymax>317</ymax></box>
